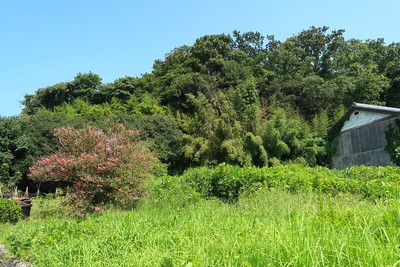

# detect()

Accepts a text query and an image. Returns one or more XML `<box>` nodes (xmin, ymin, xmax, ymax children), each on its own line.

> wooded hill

<box><xmin>1</xmin><ymin>26</ymin><xmax>400</xmax><ymax>190</ymax></box>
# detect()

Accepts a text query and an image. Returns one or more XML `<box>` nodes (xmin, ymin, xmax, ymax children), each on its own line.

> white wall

<box><xmin>341</xmin><ymin>110</ymin><xmax>390</xmax><ymax>132</ymax></box>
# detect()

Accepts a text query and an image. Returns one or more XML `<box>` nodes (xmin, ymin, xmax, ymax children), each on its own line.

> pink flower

<box><xmin>94</xmin><ymin>206</ymin><xmax>100</xmax><ymax>212</ymax></box>
<box><xmin>93</xmin><ymin>152</ymin><xmax>98</xmax><ymax>158</ymax></box>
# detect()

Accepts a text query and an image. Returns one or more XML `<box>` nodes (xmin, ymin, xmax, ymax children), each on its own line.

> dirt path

<box><xmin>0</xmin><ymin>245</ymin><xmax>30</xmax><ymax>267</ymax></box>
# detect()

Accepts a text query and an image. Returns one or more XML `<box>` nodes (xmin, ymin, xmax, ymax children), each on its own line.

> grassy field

<box><xmin>1</xmin><ymin>189</ymin><xmax>400</xmax><ymax>266</ymax></box>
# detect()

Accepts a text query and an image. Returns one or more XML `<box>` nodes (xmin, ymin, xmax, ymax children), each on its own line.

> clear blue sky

<box><xmin>1</xmin><ymin>0</ymin><xmax>399</xmax><ymax>116</ymax></box>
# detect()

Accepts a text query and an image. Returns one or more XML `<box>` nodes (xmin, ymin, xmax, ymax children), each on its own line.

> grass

<box><xmin>1</xmin><ymin>190</ymin><xmax>400</xmax><ymax>266</ymax></box>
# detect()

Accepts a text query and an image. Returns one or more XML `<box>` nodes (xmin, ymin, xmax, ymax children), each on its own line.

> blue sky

<box><xmin>1</xmin><ymin>0</ymin><xmax>399</xmax><ymax>116</ymax></box>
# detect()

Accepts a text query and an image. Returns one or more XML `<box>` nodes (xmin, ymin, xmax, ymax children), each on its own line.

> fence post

<box><xmin>36</xmin><ymin>183</ymin><xmax>41</xmax><ymax>197</ymax></box>
<box><xmin>13</xmin><ymin>187</ymin><xmax>18</xmax><ymax>198</ymax></box>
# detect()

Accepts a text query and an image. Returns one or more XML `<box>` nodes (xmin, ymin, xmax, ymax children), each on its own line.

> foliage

<box><xmin>144</xmin><ymin>175</ymin><xmax>201</xmax><ymax>208</ymax></box>
<box><xmin>0</xmin><ymin>198</ymin><xmax>21</xmax><ymax>224</ymax></box>
<box><xmin>0</xmin><ymin>117</ymin><xmax>29</xmax><ymax>190</ymax></box>
<box><xmin>22</xmin><ymin>72</ymin><xmax>103</xmax><ymax>115</ymax></box>
<box><xmin>178</xmin><ymin>164</ymin><xmax>400</xmax><ymax>202</ymax></box>
<box><xmin>385</xmin><ymin>119</ymin><xmax>400</xmax><ymax>166</ymax></box>
<box><xmin>260</xmin><ymin>107</ymin><xmax>326</xmax><ymax>165</ymax></box>
<box><xmin>16</xmin><ymin>26</ymin><xmax>400</xmax><ymax>173</ymax></box>
<box><xmin>1</xmin><ymin>190</ymin><xmax>399</xmax><ymax>266</ymax></box>
<box><xmin>28</xmin><ymin>123</ymin><xmax>163</xmax><ymax>213</ymax></box>
<box><xmin>29</xmin><ymin>196</ymin><xmax>74</xmax><ymax>219</ymax></box>
<box><xmin>22</xmin><ymin>110</ymin><xmax>183</xmax><ymax>176</ymax></box>
<box><xmin>118</xmin><ymin>114</ymin><xmax>184</xmax><ymax>171</ymax></box>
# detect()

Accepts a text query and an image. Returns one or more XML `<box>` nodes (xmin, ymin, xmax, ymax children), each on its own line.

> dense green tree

<box><xmin>17</xmin><ymin>27</ymin><xmax>400</xmax><ymax>174</ymax></box>
<box><xmin>191</xmin><ymin>34</ymin><xmax>235</xmax><ymax>67</ymax></box>
<box><xmin>267</xmin><ymin>36</ymin><xmax>312</xmax><ymax>79</ymax></box>
<box><xmin>70</xmin><ymin>72</ymin><xmax>102</xmax><ymax>102</ymax></box>
<box><xmin>22</xmin><ymin>82</ymin><xmax>70</xmax><ymax>115</ymax></box>
<box><xmin>232</xmin><ymin>30</ymin><xmax>265</xmax><ymax>57</ymax></box>
<box><xmin>242</xmin><ymin>132</ymin><xmax>268</xmax><ymax>166</ymax></box>
<box><xmin>332</xmin><ymin>39</ymin><xmax>390</xmax><ymax>105</ymax></box>
<box><xmin>118</xmin><ymin>114</ymin><xmax>184</xmax><ymax>172</ymax></box>
<box><xmin>22</xmin><ymin>72</ymin><xmax>103</xmax><ymax>114</ymax></box>
<box><xmin>295</xmin><ymin>26</ymin><xmax>345</xmax><ymax>78</ymax></box>
<box><xmin>260</xmin><ymin>107</ymin><xmax>324</xmax><ymax>165</ymax></box>
<box><xmin>100</xmin><ymin>76</ymin><xmax>141</xmax><ymax>102</ymax></box>
<box><xmin>383</xmin><ymin>43</ymin><xmax>400</xmax><ymax>107</ymax></box>
<box><xmin>0</xmin><ymin>117</ymin><xmax>29</xmax><ymax>190</ymax></box>
<box><xmin>181</xmin><ymin>91</ymin><xmax>242</xmax><ymax>165</ymax></box>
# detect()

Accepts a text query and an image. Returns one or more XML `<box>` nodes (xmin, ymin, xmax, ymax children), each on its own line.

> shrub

<box><xmin>0</xmin><ymin>198</ymin><xmax>21</xmax><ymax>224</ymax></box>
<box><xmin>28</xmin><ymin>123</ymin><xmax>164</xmax><ymax>213</ymax></box>
<box><xmin>177</xmin><ymin>164</ymin><xmax>400</xmax><ymax>202</ymax></box>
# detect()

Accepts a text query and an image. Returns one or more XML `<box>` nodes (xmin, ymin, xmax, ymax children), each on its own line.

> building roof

<box><xmin>350</xmin><ymin>102</ymin><xmax>400</xmax><ymax>115</ymax></box>
<box><xmin>328</xmin><ymin>102</ymin><xmax>400</xmax><ymax>137</ymax></box>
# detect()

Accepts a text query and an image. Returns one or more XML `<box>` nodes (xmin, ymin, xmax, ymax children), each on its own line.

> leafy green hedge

<box><xmin>153</xmin><ymin>164</ymin><xmax>400</xmax><ymax>202</ymax></box>
<box><xmin>0</xmin><ymin>199</ymin><xmax>21</xmax><ymax>224</ymax></box>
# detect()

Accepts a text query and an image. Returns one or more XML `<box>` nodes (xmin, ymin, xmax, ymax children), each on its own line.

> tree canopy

<box><xmin>2</xmin><ymin>26</ymin><xmax>400</xmax><ymax>191</ymax></box>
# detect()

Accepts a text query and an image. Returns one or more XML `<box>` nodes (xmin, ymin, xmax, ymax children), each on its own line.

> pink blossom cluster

<box><xmin>29</xmin><ymin>123</ymin><xmax>159</xmax><ymax>213</ymax></box>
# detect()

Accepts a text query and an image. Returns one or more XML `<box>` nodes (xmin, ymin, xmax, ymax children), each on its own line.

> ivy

<box><xmin>385</xmin><ymin>118</ymin><xmax>400</xmax><ymax>165</ymax></box>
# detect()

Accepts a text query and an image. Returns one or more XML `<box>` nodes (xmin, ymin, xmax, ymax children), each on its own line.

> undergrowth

<box><xmin>0</xmin><ymin>164</ymin><xmax>399</xmax><ymax>266</ymax></box>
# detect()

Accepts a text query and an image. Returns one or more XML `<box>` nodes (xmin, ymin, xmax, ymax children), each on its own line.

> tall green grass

<box><xmin>1</xmin><ymin>190</ymin><xmax>399</xmax><ymax>266</ymax></box>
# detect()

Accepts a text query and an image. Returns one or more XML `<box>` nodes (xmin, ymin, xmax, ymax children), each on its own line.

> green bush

<box><xmin>182</xmin><ymin>165</ymin><xmax>245</xmax><ymax>201</ymax></box>
<box><xmin>0</xmin><ymin>198</ymin><xmax>21</xmax><ymax>224</ymax></box>
<box><xmin>174</xmin><ymin>164</ymin><xmax>400</xmax><ymax>202</ymax></box>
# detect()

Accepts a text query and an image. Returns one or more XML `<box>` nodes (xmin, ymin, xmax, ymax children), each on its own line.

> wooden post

<box><xmin>24</xmin><ymin>186</ymin><xmax>29</xmax><ymax>198</ymax></box>
<box><xmin>36</xmin><ymin>183</ymin><xmax>41</xmax><ymax>197</ymax></box>
<box><xmin>13</xmin><ymin>187</ymin><xmax>18</xmax><ymax>198</ymax></box>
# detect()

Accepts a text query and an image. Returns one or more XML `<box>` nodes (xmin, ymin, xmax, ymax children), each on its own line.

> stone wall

<box><xmin>331</xmin><ymin>116</ymin><xmax>397</xmax><ymax>169</ymax></box>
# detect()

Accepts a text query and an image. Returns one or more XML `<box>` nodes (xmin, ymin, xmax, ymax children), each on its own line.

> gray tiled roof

<box><xmin>351</xmin><ymin>102</ymin><xmax>400</xmax><ymax>115</ymax></box>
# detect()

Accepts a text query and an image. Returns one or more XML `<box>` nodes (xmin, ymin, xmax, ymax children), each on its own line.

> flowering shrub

<box><xmin>29</xmin><ymin>123</ymin><xmax>162</xmax><ymax>213</ymax></box>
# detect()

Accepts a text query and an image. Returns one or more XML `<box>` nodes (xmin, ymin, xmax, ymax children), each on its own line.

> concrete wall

<box><xmin>332</xmin><ymin>116</ymin><xmax>397</xmax><ymax>169</ymax></box>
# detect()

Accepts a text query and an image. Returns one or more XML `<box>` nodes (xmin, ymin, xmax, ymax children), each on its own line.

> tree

<box><xmin>191</xmin><ymin>34</ymin><xmax>235</xmax><ymax>66</ymax></box>
<box><xmin>295</xmin><ymin>26</ymin><xmax>345</xmax><ymax>78</ymax></box>
<box><xmin>182</xmin><ymin>91</ymin><xmax>242</xmax><ymax>165</ymax></box>
<box><xmin>22</xmin><ymin>72</ymin><xmax>103</xmax><ymax>115</ymax></box>
<box><xmin>267</xmin><ymin>36</ymin><xmax>312</xmax><ymax>79</ymax></box>
<box><xmin>68</xmin><ymin>72</ymin><xmax>103</xmax><ymax>103</ymax></box>
<box><xmin>100</xmin><ymin>76</ymin><xmax>144</xmax><ymax>103</ymax></box>
<box><xmin>29</xmin><ymin>123</ymin><xmax>162</xmax><ymax>212</ymax></box>
<box><xmin>242</xmin><ymin>132</ymin><xmax>268</xmax><ymax>166</ymax></box>
<box><xmin>260</xmin><ymin>107</ymin><xmax>324</xmax><ymax>165</ymax></box>
<box><xmin>118</xmin><ymin>114</ymin><xmax>184</xmax><ymax>173</ymax></box>
<box><xmin>22</xmin><ymin>82</ymin><xmax>70</xmax><ymax>115</ymax></box>
<box><xmin>0</xmin><ymin>117</ymin><xmax>29</xmax><ymax>190</ymax></box>
<box><xmin>18</xmin><ymin>27</ymin><xmax>400</xmax><ymax>171</ymax></box>
<box><xmin>332</xmin><ymin>39</ymin><xmax>390</xmax><ymax>104</ymax></box>
<box><xmin>233</xmin><ymin>30</ymin><xmax>265</xmax><ymax>57</ymax></box>
<box><xmin>382</xmin><ymin>43</ymin><xmax>400</xmax><ymax>107</ymax></box>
